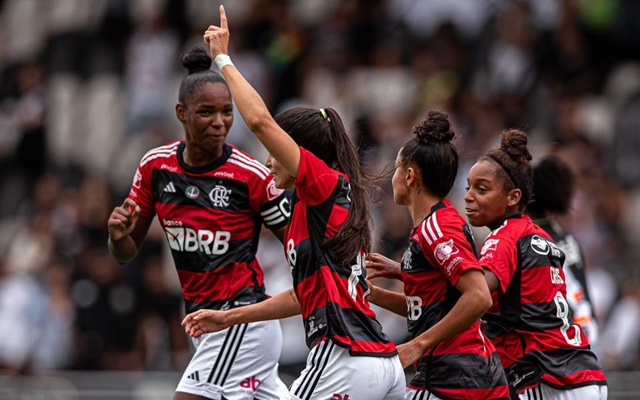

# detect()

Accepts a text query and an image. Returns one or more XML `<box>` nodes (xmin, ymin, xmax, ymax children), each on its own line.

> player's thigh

<box><xmin>290</xmin><ymin>340</ymin><xmax>406</xmax><ymax>400</ymax></box>
<box><xmin>176</xmin><ymin>320</ymin><xmax>284</xmax><ymax>400</ymax></box>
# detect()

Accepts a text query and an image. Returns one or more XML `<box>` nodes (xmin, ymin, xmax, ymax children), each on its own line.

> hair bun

<box><xmin>414</xmin><ymin>110</ymin><xmax>455</xmax><ymax>145</ymax></box>
<box><xmin>181</xmin><ymin>46</ymin><xmax>212</xmax><ymax>75</ymax></box>
<box><xmin>500</xmin><ymin>129</ymin><xmax>532</xmax><ymax>164</ymax></box>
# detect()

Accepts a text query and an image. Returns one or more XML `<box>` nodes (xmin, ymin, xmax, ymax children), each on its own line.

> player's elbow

<box><xmin>244</xmin><ymin>109</ymin><xmax>274</xmax><ymax>136</ymax></box>
<box><xmin>471</xmin><ymin>285</ymin><xmax>493</xmax><ymax>316</ymax></box>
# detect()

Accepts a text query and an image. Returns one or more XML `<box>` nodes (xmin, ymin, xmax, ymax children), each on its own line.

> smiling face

<box><xmin>176</xmin><ymin>81</ymin><xmax>233</xmax><ymax>160</ymax></box>
<box><xmin>464</xmin><ymin>159</ymin><xmax>521</xmax><ymax>230</ymax></box>
<box><xmin>265</xmin><ymin>154</ymin><xmax>294</xmax><ymax>189</ymax></box>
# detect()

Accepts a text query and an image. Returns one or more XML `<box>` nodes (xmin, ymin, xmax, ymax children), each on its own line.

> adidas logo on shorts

<box><xmin>187</xmin><ymin>371</ymin><xmax>200</xmax><ymax>381</ymax></box>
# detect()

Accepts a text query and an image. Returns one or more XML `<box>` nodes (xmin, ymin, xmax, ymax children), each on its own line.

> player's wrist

<box><xmin>214</xmin><ymin>54</ymin><xmax>233</xmax><ymax>70</ymax></box>
<box><xmin>108</xmin><ymin>232</ymin><xmax>129</xmax><ymax>243</ymax></box>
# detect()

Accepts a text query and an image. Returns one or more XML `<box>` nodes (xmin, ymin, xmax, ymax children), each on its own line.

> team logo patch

<box><xmin>209</xmin><ymin>185</ymin><xmax>231</xmax><ymax>207</ymax></box>
<box><xmin>401</xmin><ymin>247</ymin><xmax>413</xmax><ymax>271</ymax></box>
<box><xmin>266</xmin><ymin>179</ymin><xmax>283</xmax><ymax>201</ymax></box>
<box><xmin>185</xmin><ymin>185</ymin><xmax>200</xmax><ymax>199</ymax></box>
<box><xmin>531</xmin><ymin>235</ymin><xmax>550</xmax><ymax>255</ymax></box>
<box><xmin>481</xmin><ymin>238</ymin><xmax>500</xmax><ymax>256</ymax></box>
<box><xmin>434</xmin><ymin>239</ymin><xmax>459</xmax><ymax>265</ymax></box>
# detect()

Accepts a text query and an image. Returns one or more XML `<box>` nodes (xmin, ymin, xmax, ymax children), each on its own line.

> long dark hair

<box><xmin>399</xmin><ymin>111</ymin><xmax>458</xmax><ymax>198</ymax></box>
<box><xmin>178</xmin><ymin>46</ymin><xmax>229</xmax><ymax>106</ymax></box>
<box><xmin>275</xmin><ymin>106</ymin><xmax>374</xmax><ymax>265</ymax></box>
<box><xmin>482</xmin><ymin>129</ymin><xmax>533</xmax><ymax>207</ymax></box>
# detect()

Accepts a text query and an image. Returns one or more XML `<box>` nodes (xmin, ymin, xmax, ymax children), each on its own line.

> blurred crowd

<box><xmin>1</xmin><ymin>0</ymin><xmax>640</xmax><ymax>377</ymax></box>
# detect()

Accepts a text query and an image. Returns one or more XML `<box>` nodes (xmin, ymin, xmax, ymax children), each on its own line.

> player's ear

<box><xmin>176</xmin><ymin>103</ymin><xmax>186</xmax><ymax>123</ymax></box>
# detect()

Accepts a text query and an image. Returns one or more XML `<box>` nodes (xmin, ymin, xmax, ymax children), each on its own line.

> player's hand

<box><xmin>203</xmin><ymin>5</ymin><xmax>230</xmax><ymax>58</ymax></box>
<box><xmin>107</xmin><ymin>198</ymin><xmax>140</xmax><ymax>241</ymax></box>
<box><xmin>397</xmin><ymin>340</ymin><xmax>424</xmax><ymax>369</ymax></box>
<box><xmin>182</xmin><ymin>309</ymin><xmax>230</xmax><ymax>337</ymax></box>
<box><xmin>366</xmin><ymin>252</ymin><xmax>402</xmax><ymax>280</ymax></box>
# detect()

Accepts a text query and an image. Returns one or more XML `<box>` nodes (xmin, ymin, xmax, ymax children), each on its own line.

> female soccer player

<box><xmin>182</xmin><ymin>6</ymin><xmax>406</xmax><ymax>400</ymax></box>
<box><xmin>527</xmin><ymin>154</ymin><xmax>598</xmax><ymax>344</ymax></box>
<box><xmin>464</xmin><ymin>129</ymin><xmax>608</xmax><ymax>399</ymax></box>
<box><xmin>365</xmin><ymin>111</ymin><xmax>510</xmax><ymax>399</ymax></box>
<box><xmin>107</xmin><ymin>46</ymin><xmax>291</xmax><ymax>400</ymax></box>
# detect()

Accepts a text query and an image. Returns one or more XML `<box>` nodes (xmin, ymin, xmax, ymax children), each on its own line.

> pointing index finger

<box><xmin>219</xmin><ymin>5</ymin><xmax>228</xmax><ymax>31</ymax></box>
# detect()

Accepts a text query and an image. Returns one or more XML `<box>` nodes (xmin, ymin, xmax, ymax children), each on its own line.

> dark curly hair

<box><xmin>399</xmin><ymin>110</ymin><xmax>458</xmax><ymax>198</ymax></box>
<box><xmin>483</xmin><ymin>129</ymin><xmax>534</xmax><ymax>207</ymax></box>
<box><xmin>178</xmin><ymin>46</ymin><xmax>230</xmax><ymax>106</ymax></box>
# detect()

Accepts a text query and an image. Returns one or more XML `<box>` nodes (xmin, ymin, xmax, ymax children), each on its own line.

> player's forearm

<box><xmin>108</xmin><ymin>236</ymin><xmax>138</xmax><ymax>264</ymax></box>
<box><xmin>218</xmin><ymin>65</ymin><xmax>300</xmax><ymax>176</ymax></box>
<box><xmin>415</xmin><ymin>287</ymin><xmax>490</xmax><ymax>351</ymax></box>
<box><xmin>368</xmin><ymin>286</ymin><xmax>407</xmax><ymax>317</ymax></box>
<box><xmin>227</xmin><ymin>288</ymin><xmax>301</xmax><ymax>325</ymax></box>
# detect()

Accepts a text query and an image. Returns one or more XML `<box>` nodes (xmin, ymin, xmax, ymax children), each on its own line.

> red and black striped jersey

<box><xmin>286</xmin><ymin>147</ymin><xmax>396</xmax><ymax>357</ymax></box>
<box><xmin>402</xmin><ymin>201</ymin><xmax>510</xmax><ymax>399</ymax></box>
<box><xmin>128</xmin><ymin>140</ymin><xmax>290</xmax><ymax>313</ymax></box>
<box><xmin>537</xmin><ymin>218</ymin><xmax>598</xmax><ymax>343</ymax></box>
<box><xmin>480</xmin><ymin>214</ymin><xmax>606</xmax><ymax>393</ymax></box>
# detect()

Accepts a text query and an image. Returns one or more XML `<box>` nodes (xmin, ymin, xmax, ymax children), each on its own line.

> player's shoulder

<box><xmin>226</xmin><ymin>145</ymin><xmax>272</xmax><ymax>181</ymax></box>
<box><xmin>139</xmin><ymin>140</ymin><xmax>182</xmax><ymax>168</ymax></box>
<box><xmin>418</xmin><ymin>206</ymin><xmax>466</xmax><ymax>246</ymax></box>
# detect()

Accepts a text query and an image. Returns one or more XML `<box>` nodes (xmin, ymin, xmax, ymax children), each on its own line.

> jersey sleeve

<box><xmin>127</xmin><ymin>160</ymin><xmax>156</xmax><ymax>218</ymax></box>
<box><xmin>479</xmin><ymin>231</ymin><xmax>518</xmax><ymax>294</ymax></box>
<box><xmin>293</xmin><ymin>146</ymin><xmax>343</xmax><ymax>206</ymax></box>
<box><xmin>417</xmin><ymin>211</ymin><xmax>482</xmax><ymax>286</ymax></box>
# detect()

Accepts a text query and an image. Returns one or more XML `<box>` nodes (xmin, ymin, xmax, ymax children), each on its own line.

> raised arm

<box><xmin>203</xmin><ymin>5</ymin><xmax>300</xmax><ymax>177</ymax></box>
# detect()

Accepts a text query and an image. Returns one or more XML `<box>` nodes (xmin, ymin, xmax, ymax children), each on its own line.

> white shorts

<box><xmin>519</xmin><ymin>383</ymin><xmax>607</xmax><ymax>400</ymax></box>
<box><xmin>176</xmin><ymin>319</ymin><xmax>289</xmax><ymax>400</ymax></box>
<box><xmin>288</xmin><ymin>340</ymin><xmax>407</xmax><ymax>400</ymax></box>
<box><xmin>404</xmin><ymin>389</ymin><xmax>445</xmax><ymax>400</ymax></box>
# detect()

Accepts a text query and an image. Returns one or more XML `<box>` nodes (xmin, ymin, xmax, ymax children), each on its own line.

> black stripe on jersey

<box><xmin>530</xmin><ymin>347</ymin><xmax>605</xmax><ymax>384</ymax></box>
<box><xmin>413</xmin><ymin>351</ymin><xmax>507</xmax><ymax>390</ymax></box>
<box><xmin>207</xmin><ymin>324</ymin><xmax>248</xmax><ymax>386</ymax></box>
<box><xmin>518</xmin><ymin>235</ymin><xmax>565</xmax><ymax>271</ymax></box>
<box><xmin>303</xmin><ymin>304</ymin><xmax>392</xmax><ymax>350</ymax></box>
<box><xmin>152</xmin><ymin>169</ymin><xmax>252</xmax><ymax>211</ymax></box>
<box><xmin>408</xmin><ymin>301</ymin><xmax>446</xmax><ymax>337</ymax></box>
<box><xmin>519</xmin><ymin>302</ymin><xmax>566</xmax><ymax>331</ymax></box>
<box><xmin>184</xmin><ymin>287</ymin><xmax>266</xmax><ymax>313</ymax></box>
<box><xmin>294</xmin><ymin>340</ymin><xmax>334</xmax><ymax>400</ymax></box>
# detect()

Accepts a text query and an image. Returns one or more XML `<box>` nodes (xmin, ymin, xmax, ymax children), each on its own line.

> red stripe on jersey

<box><xmin>295</xmin><ymin>267</ymin><xmax>377</xmax><ymax>320</ymax></box>
<box><xmin>295</xmin><ymin>270</ymin><xmax>329</xmax><ymax>319</ymax></box>
<box><xmin>330</xmin><ymin>335</ymin><xmax>397</xmax><ymax>355</ymax></box>
<box><xmin>541</xmin><ymin>369</ymin><xmax>607</xmax><ymax>388</ymax></box>
<box><xmin>428</xmin><ymin>322</ymin><xmax>489</xmax><ymax>356</ymax></box>
<box><xmin>520</xmin><ymin>267</ymin><xmax>564</xmax><ymax>303</ymax></box>
<box><xmin>177</xmin><ymin>260</ymin><xmax>264</xmax><ymax>303</ymax></box>
<box><xmin>325</xmin><ymin>203</ymin><xmax>349</xmax><ymax>238</ymax></box>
